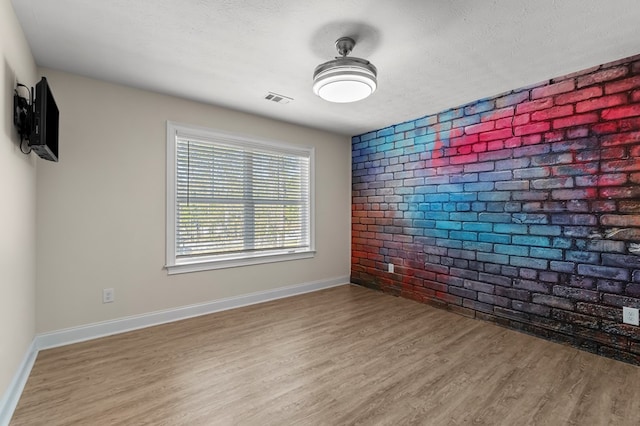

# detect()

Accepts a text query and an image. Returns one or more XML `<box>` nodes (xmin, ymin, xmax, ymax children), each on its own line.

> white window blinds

<box><xmin>174</xmin><ymin>131</ymin><xmax>311</xmax><ymax>262</ymax></box>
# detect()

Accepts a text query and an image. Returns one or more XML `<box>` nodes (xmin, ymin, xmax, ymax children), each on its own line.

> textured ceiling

<box><xmin>11</xmin><ymin>0</ymin><xmax>640</xmax><ymax>136</ymax></box>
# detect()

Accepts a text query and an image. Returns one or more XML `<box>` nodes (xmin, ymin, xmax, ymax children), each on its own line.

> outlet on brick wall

<box><xmin>623</xmin><ymin>307</ymin><xmax>640</xmax><ymax>326</ymax></box>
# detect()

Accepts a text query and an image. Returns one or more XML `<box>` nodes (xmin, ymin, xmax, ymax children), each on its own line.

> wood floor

<box><xmin>10</xmin><ymin>285</ymin><xmax>640</xmax><ymax>425</ymax></box>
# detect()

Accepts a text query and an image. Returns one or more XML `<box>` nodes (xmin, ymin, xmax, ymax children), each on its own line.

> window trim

<box><xmin>166</xmin><ymin>121</ymin><xmax>315</xmax><ymax>275</ymax></box>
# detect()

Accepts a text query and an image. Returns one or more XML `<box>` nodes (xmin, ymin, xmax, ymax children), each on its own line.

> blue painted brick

<box><xmin>512</xmin><ymin>213</ymin><xmax>548</xmax><ymax>224</ymax></box>
<box><xmin>512</xmin><ymin>235</ymin><xmax>551</xmax><ymax>247</ymax></box>
<box><xmin>493</xmin><ymin>223</ymin><xmax>528</xmax><ymax>234</ymax></box>
<box><xmin>456</xmin><ymin>202</ymin><xmax>472</xmax><ymax>211</ymax></box>
<box><xmin>465</xmin><ymin>99</ymin><xmax>495</xmax><ymax>115</ymax></box>
<box><xmin>550</xmin><ymin>261</ymin><xmax>575</xmax><ymax>273</ymax></box>
<box><xmin>436</xmin><ymin>221</ymin><xmax>462</xmax><ymax>230</ymax></box>
<box><xmin>495</xmin><ymin>244</ymin><xmax>529</xmax><ymax>256</ymax></box>
<box><xmin>478</xmin><ymin>213</ymin><xmax>511</xmax><ymax>223</ymax></box>
<box><xmin>450</xmin><ymin>193</ymin><xmax>477</xmax><ymax>202</ymax></box>
<box><xmin>529</xmin><ymin>225</ymin><xmax>561</xmax><ymax>236</ymax></box>
<box><xmin>361</xmin><ymin>131</ymin><xmax>377</xmax><ymax>141</ymax></box>
<box><xmin>395</xmin><ymin>187</ymin><xmax>414</xmax><ymax>195</ymax></box>
<box><xmin>479</xmin><ymin>233</ymin><xmax>511</xmax><ymax>244</ymax></box>
<box><xmin>413</xmin><ymin>220</ymin><xmax>436</xmax><ymax>228</ymax></box>
<box><xmin>464</xmin><ymin>279</ymin><xmax>495</xmax><ymax>294</ymax></box>
<box><xmin>369</xmin><ymin>137</ymin><xmax>386</xmax><ymax>147</ymax></box>
<box><xmin>450</xmin><ymin>212</ymin><xmax>478</xmax><ymax>221</ymax></box>
<box><xmin>352</xmin><ymin>135</ymin><xmax>361</xmax><ymax>143</ymax></box>
<box><xmin>565</xmin><ymin>251</ymin><xmax>600</xmax><ymax>263</ymax></box>
<box><xmin>425</xmin><ymin>176</ymin><xmax>450</xmax><ymax>185</ymax></box>
<box><xmin>450</xmin><ymin>286</ymin><xmax>477</xmax><ymax>299</ymax></box>
<box><xmin>601</xmin><ymin>253</ymin><xmax>640</xmax><ymax>269</ymax></box>
<box><xmin>386</xmin><ymin>133</ymin><xmax>406</xmax><ymax>142</ymax></box>
<box><xmin>463</xmin><ymin>222</ymin><xmax>493</xmax><ymax>232</ymax></box>
<box><xmin>450</xmin><ymin>231</ymin><xmax>478</xmax><ymax>241</ymax></box>
<box><xmin>404</xmin><ymin>228</ymin><xmax>424</xmax><ymax>236</ymax></box>
<box><xmin>425</xmin><ymin>212</ymin><xmax>449</xmax><ymax>220</ymax></box>
<box><xmin>443</xmin><ymin>202</ymin><xmax>457</xmax><ymax>211</ymax></box>
<box><xmin>505</xmin><ymin>202</ymin><xmax>522</xmax><ymax>212</ymax></box>
<box><xmin>450</xmin><ymin>173</ymin><xmax>479</xmax><ymax>184</ymax></box>
<box><xmin>577</xmin><ymin>264</ymin><xmax>630</xmax><ymax>281</ymax></box>
<box><xmin>510</xmin><ymin>256</ymin><xmax>548</xmax><ymax>269</ymax></box>
<box><xmin>406</xmin><ymin>127</ymin><xmax>428</xmax><ymax>139</ymax></box>
<box><xmin>424</xmin><ymin>229</ymin><xmax>449</xmax><ymax>238</ymax></box>
<box><xmin>478</xmin><ymin>272</ymin><xmax>512</xmax><ymax>287</ymax></box>
<box><xmin>479</xmin><ymin>192</ymin><xmax>511</xmax><ymax>201</ymax></box>
<box><xmin>552</xmin><ymin>238</ymin><xmax>572</xmax><ymax>249</ymax></box>
<box><xmin>404</xmin><ymin>211</ymin><xmax>425</xmax><ymax>219</ymax></box>
<box><xmin>384</xmin><ymin>148</ymin><xmax>404</xmax><ymax>158</ymax></box>
<box><xmin>538</xmin><ymin>271</ymin><xmax>560</xmax><ymax>283</ymax></box>
<box><xmin>553</xmin><ymin>286</ymin><xmax>599</xmax><ymax>302</ymax></box>
<box><xmin>404</xmin><ymin>195</ymin><xmax>425</xmax><ymax>203</ymax></box>
<box><xmin>477</xmin><ymin>252</ymin><xmax>510</xmax><ymax>265</ymax></box>
<box><xmin>514</xmin><ymin>279</ymin><xmax>550</xmax><ymax>293</ymax></box>
<box><xmin>438</xmin><ymin>108</ymin><xmax>464</xmax><ymax>122</ymax></box>
<box><xmin>450</xmin><ymin>267</ymin><xmax>480</xmax><ymax>280</ymax></box>
<box><xmin>576</xmin><ymin>240</ymin><xmax>626</xmax><ymax>253</ymax></box>
<box><xmin>479</xmin><ymin>171</ymin><xmax>513</xmax><ymax>182</ymax></box>
<box><xmin>562</xmin><ymin>226</ymin><xmax>592</xmax><ymax>238</ymax></box>
<box><xmin>436</xmin><ymin>238</ymin><xmax>463</xmax><ymax>249</ymax></box>
<box><xmin>551</xmin><ymin>214</ymin><xmax>598</xmax><ymax>226</ymax></box>
<box><xmin>394</xmin><ymin>121</ymin><xmax>416</xmax><ymax>133</ymax></box>
<box><xmin>415</xmin><ymin>186</ymin><xmax>438</xmax><ymax>195</ymax></box>
<box><xmin>530</xmin><ymin>247</ymin><xmax>563</xmax><ymax>260</ymax></box>
<box><xmin>353</xmin><ymin>140</ymin><xmax>368</xmax><ymax>150</ymax></box>
<box><xmin>464</xmin><ymin>182</ymin><xmax>494</xmax><ymax>192</ymax></box>
<box><xmin>487</xmin><ymin>202</ymin><xmax>505</xmax><ymax>213</ymax></box>
<box><xmin>425</xmin><ymin>194</ymin><xmax>449</xmax><ymax>202</ymax></box>
<box><xmin>360</xmin><ymin>146</ymin><xmax>377</xmax><ymax>155</ymax></box>
<box><xmin>377</xmin><ymin>127</ymin><xmax>394</xmax><ymax>137</ymax></box>
<box><xmin>463</xmin><ymin>241</ymin><xmax>494</xmax><ymax>252</ymax></box>
<box><xmin>415</xmin><ymin>115</ymin><xmax>438</xmax><ymax>128</ymax></box>
<box><xmin>452</xmin><ymin>114</ymin><xmax>480</xmax><ymax>128</ymax></box>
<box><xmin>415</xmin><ymin>133</ymin><xmax>442</xmax><ymax>145</ymax></box>
<box><xmin>395</xmin><ymin>139</ymin><xmax>414</xmax><ymax>149</ymax></box>
<box><xmin>438</xmin><ymin>184</ymin><xmax>464</xmax><ymax>193</ymax></box>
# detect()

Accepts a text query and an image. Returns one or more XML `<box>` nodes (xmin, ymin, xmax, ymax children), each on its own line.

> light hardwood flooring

<box><xmin>10</xmin><ymin>284</ymin><xmax>640</xmax><ymax>425</ymax></box>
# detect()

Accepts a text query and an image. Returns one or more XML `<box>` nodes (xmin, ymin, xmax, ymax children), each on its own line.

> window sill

<box><xmin>165</xmin><ymin>250</ymin><xmax>316</xmax><ymax>275</ymax></box>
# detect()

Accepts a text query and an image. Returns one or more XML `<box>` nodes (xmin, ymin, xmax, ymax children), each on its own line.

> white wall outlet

<box><xmin>388</xmin><ymin>263</ymin><xmax>394</xmax><ymax>273</ymax></box>
<box><xmin>623</xmin><ymin>307</ymin><xmax>639</xmax><ymax>326</ymax></box>
<box><xmin>103</xmin><ymin>288</ymin><xmax>115</xmax><ymax>304</ymax></box>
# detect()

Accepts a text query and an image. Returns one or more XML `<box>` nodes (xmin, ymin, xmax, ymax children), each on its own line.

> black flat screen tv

<box><xmin>29</xmin><ymin>77</ymin><xmax>59</xmax><ymax>162</ymax></box>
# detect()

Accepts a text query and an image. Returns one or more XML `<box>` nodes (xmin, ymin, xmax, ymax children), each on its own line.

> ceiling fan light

<box><xmin>312</xmin><ymin>38</ymin><xmax>378</xmax><ymax>103</ymax></box>
<box><xmin>313</xmin><ymin>61</ymin><xmax>377</xmax><ymax>103</ymax></box>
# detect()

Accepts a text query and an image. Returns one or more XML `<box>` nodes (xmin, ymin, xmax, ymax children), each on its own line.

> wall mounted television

<box><xmin>29</xmin><ymin>77</ymin><xmax>59</xmax><ymax>162</ymax></box>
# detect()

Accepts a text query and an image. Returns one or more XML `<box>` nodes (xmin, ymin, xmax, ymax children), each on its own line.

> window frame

<box><xmin>166</xmin><ymin>121</ymin><xmax>315</xmax><ymax>275</ymax></box>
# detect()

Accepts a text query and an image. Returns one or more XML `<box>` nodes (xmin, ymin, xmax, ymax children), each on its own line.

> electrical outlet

<box><xmin>388</xmin><ymin>263</ymin><xmax>394</xmax><ymax>273</ymax></box>
<box><xmin>623</xmin><ymin>307</ymin><xmax>639</xmax><ymax>326</ymax></box>
<box><xmin>103</xmin><ymin>288</ymin><xmax>115</xmax><ymax>304</ymax></box>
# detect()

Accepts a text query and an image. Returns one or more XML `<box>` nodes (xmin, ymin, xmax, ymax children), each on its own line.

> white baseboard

<box><xmin>0</xmin><ymin>340</ymin><xmax>38</xmax><ymax>426</ymax></box>
<box><xmin>36</xmin><ymin>276</ymin><xmax>349</xmax><ymax>350</ymax></box>
<box><xmin>0</xmin><ymin>276</ymin><xmax>348</xmax><ymax>424</ymax></box>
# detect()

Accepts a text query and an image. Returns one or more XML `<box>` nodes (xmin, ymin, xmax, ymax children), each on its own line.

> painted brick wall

<box><xmin>351</xmin><ymin>53</ymin><xmax>640</xmax><ymax>364</ymax></box>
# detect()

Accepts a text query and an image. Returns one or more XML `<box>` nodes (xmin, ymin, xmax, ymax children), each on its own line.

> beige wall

<box><xmin>36</xmin><ymin>69</ymin><xmax>351</xmax><ymax>333</ymax></box>
<box><xmin>0</xmin><ymin>0</ymin><xmax>37</xmax><ymax>400</ymax></box>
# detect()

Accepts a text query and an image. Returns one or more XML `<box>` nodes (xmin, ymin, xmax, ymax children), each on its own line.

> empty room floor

<box><xmin>10</xmin><ymin>285</ymin><xmax>640</xmax><ymax>425</ymax></box>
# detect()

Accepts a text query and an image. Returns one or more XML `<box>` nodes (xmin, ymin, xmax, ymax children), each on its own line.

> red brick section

<box><xmin>351</xmin><ymin>53</ymin><xmax>640</xmax><ymax>365</ymax></box>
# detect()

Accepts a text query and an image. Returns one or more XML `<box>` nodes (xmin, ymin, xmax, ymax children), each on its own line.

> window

<box><xmin>166</xmin><ymin>122</ymin><xmax>314</xmax><ymax>274</ymax></box>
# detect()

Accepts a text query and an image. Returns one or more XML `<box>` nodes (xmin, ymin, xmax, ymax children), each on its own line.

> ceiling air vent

<box><xmin>264</xmin><ymin>92</ymin><xmax>293</xmax><ymax>104</ymax></box>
